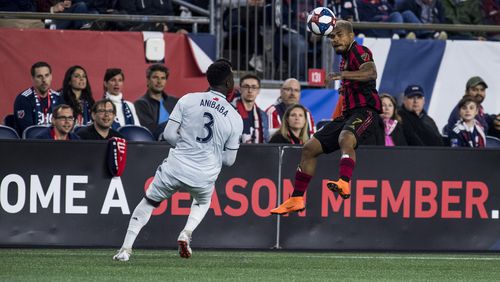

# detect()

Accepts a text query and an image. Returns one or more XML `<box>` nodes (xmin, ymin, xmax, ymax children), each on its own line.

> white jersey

<box><xmin>164</xmin><ymin>90</ymin><xmax>243</xmax><ymax>187</ymax></box>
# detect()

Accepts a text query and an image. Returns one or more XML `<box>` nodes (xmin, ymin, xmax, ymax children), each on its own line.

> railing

<box><xmin>2</xmin><ymin>3</ymin><xmax>500</xmax><ymax>87</ymax></box>
<box><xmin>213</xmin><ymin>0</ymin><xmax>500</xmax><ymax>87</ymax></box>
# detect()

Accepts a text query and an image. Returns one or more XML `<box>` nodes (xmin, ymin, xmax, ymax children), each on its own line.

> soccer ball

<box><xmin>306</xmin><ymin>7</ymin><xmax>337</xmax><ymax>36</ymax></box>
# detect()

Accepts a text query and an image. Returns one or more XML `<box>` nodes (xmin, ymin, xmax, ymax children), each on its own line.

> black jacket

<box><xmin>398</xmin><ymin>107</ymin><xmax>443</xmax><ymax>146</ymax></box>
<box><xmin>134</xmin><ymin>92</ymin><xmax>178</xmax><ymax>139</ymax></box>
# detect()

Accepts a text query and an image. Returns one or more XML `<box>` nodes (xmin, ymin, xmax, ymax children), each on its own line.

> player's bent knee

<box><xmin>339</xmin><ymin>131</ymin><xmax>357</xmax><ymax>149</ymax></box>
<box><xmin>302</xmin><ymin>138</ymin><xmax>323</xmax><ymax>159</ymax></box>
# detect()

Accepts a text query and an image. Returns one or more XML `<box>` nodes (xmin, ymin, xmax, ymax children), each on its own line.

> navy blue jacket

<box><xmin>34</xmin><ymin>127</ymin><xmax>80</xmax><ymax>140</ymax></box>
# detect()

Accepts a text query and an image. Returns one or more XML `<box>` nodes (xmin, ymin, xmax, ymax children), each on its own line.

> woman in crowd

<box><xmin>378</xmin><ymin>93</ymin><xmax>407</xmax><ymax>146</ymax></box>
<box><xmin>269</xmin><ymin>104</ymin><xmax>309</xmax><ymax>144</ymax></box>
<box><xmin>60</xmin><ymin>65</ymin><xmax>95</xmax><ymax>126</ymax></box>
<box><xmin>103</xmin><ymin>68</ymin><xmax>140</xmax><ymax>129</ymax></box>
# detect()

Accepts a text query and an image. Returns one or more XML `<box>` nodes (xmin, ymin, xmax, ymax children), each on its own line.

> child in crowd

<box><xmin>449</xmin><ymin>96</ymin><xmax>486</xmax><ymax>148</ymax></box>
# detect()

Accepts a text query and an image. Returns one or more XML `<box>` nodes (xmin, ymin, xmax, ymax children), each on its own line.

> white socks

<box><xmin>122</xmin><ymin>198</ymin><xmax>155</xmax><ymax>249</ymax></box>
<box><xmin>182</xmin><ymin>199</ymin><xmax>210</xmax><ymax>234</ymax></box>
<box><xmin>121</xmin><ymin>198</ymin><xmax>210</xmax><ymax>249</ymax></box>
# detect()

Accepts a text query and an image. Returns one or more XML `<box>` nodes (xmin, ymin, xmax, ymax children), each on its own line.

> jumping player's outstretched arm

<box><xmin>163</xmin><ymin>120</ymin><xmax>180</xmax><ymax>146</ymax></box>
<box><xmin>329</xmin><ymin>61</ymin><xmax>377</xmax><ymax>82</ymax></box>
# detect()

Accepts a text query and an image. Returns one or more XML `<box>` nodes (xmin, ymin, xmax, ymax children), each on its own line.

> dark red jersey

<box><xmin>339</xmin><ymin>41</ymin><xmax>381</xmax><ymax>114</ymax></box>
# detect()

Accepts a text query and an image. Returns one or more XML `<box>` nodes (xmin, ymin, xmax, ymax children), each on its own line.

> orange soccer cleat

<box><xmin>270</xmin><ymin>196</ymin><xmax>305</xmax><ymax>215</ymax></box>
<box><xmin>327</xmin><ymin>179</ymin><xmax>351</xmax><ymax>199</ymax></box>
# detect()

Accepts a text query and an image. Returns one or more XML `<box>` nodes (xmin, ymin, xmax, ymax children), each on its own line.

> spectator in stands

<box><xmin>329</xmin><ymin>0</ymin><xmax>360</xmax><ymax>22</ymax></box>
<box><xmin>482</xmin><ymin>0</ymin><xmax>500</xmax><ymax>40</ymax></box>
<box><xmin>265</xmin><ymin>78</ymin><xmax>315</xmax><ymax>138</ymax></box>
<box><xmin>134</xmin><ymin>64</ymin><xmax>178</xmax><ymax>139</ymax></box>
<box><xmin>103</xmin><ymin>68</ymin><xmax>140</xmax><ymax>129</ymax></box>
<box><xmin>0</xmin><ymin>0</ymin><xmax>44</xmax><ymax>28</ymax></box>
<box><xmin>441</xmin><ymin>0</ymin><xmax>486</xmax><ymax>40</ymax></box>
<box><xmin>356</xmin><ymin>0</ymin><xmax>420</xmax><ymax>39</ymax></box>
<box><xmin>35</xmin><ymin>0</ymin><xmax>90</xmax><ymax>29</ymax></box>
<box><xmin>77</xmin><ymin>99</ymin><xmax>124</xmax><ymax>140</ymax></box>
<box><xmin>13</xmin><ymin>61</ymin><xmax>64</xmax><ymax>136</ymax></box>
<box><xmin>34</xmin><ymin>104</ymin><xmax>80</xmax><ymax>140</ymax></box>
<box><xmin>447</xmin><ymin>76</ymin><xmax>495</xmax><ymax>134</ymax></box>
<box><xmin>398</xmin><ymin>84</ymin><xmax>443</xmax><ymax>146</ymax></box>
<box><xmin>490</xmin><ymin>115</ymin><xmax>500</xmax><ymax>138</ymax></box>
<box><xmin>378</xmin><ymin>93</ymin><xmax>407</xmax><ymax>146</ymax></box>
<box><xmin>223</xmin><ymin>0</ymin><xmax>267</xmax><ymax>72</ymax></box>
<box><xmin>231</xmin><ymin>74</ymin><xmax>269</xmax><ymax>143</ymax></box>
<box><xmin>449</xmin><ymin>96</ymin><xmax>486</xmax><ymax>147</ymax></box>
<box><xmin>275</xmin><ymin>0</ymin><xmax>323</xmax><ymax>80</ymax></box>
<box><xmin>395</xmin><ymin>0</ymin><xmax>448</xmax><ymax>39</ymax></box>
<box><xmin>60</xmin><ymin>65</ymin><xmax>95</xmax><ymax>126</ymax></box>
<box><xmin>269</xmin><ymin>104</ymin><xmax>310</xmax><ymax>144</ymax></box>
<box><xmin>85</xmin><ymin>0</ymin><xmax>116</xmax><ymax>14</ymax></box>
<box><xmin>118</xmin><ymin>0</ymin><xmax>184</xmax><ymax>32</ymax></box>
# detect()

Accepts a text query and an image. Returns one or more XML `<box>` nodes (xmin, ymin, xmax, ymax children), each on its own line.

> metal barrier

<box><xmin>214</xmin><ymin>0</ymin><xmax>500</xmax><ymax>86</ymax></box>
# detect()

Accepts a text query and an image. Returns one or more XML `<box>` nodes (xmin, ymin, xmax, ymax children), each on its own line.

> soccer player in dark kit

<box><xmin>271</xmin><ymin>20</ymin><xmax>382</xmax><ymax>215</ymax></box>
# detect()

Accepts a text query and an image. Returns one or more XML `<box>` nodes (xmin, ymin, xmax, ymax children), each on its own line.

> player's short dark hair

<box><xmin>458</xmin><ymin>96</ymin><xmax>478</xmax><ymax>109</ymax></box>
<box><xmin>335</xmin><ymin>20</ymin><xmax>353</xmax><ymax>33</ymax></box>
<box><xmin>206</xmin><ymin>61</ymin><xmax>232</xmax><ymax>87</ymax></box>
<box><xmin>146</xmin><ymin>64</ymin><xmax>169</xmax><ymax>79</ymax></box>
<box><xmin>92</xmin><ymin>99</ymin><xmax>116</xmax><ymax>115</ymax></box>
<box><xmin>214</xmin><ymin>58</ymin><xmax>233</xmax><ymax>69</ymax></box>
<box><xmin>240</xmin><ymin>74</ymin><xmax>261</xmax><ymax>87</ymax></box>
<box><xmin>104</xmin><ymin>68</ymin><xmax>124</xmax><ymax>82</ymax></box>
<box><xmin>31</xmin><ymin>61</ymin><xmax>52</xmax><ymax>77</ymax></box>
<box><xmin>52</xmin><ymin>104</ymin><xmax>73</xmax><ymax>116</ymax></box>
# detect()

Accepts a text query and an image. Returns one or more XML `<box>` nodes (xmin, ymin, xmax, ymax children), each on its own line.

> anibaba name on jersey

<box><xmin>200</xmin><ymin>98</ymin><xmax>228</xmax><ymax>117</ymax></box>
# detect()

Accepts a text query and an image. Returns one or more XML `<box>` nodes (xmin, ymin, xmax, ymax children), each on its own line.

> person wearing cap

<box><xmin>398</xmin><ymin>84</ymin><xmax>443</xmax><ymax>146</ymax></box>
<box><xmin>446</xmin><ymin>76</ymin><xmax>495</xmax><ymax>135</ymax></box>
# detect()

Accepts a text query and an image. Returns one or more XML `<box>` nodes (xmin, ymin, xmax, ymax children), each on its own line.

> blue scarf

<box><xmin>80</xmin><ymin>99</ymin><xmax>91</xmax><ymax>125</ymax></box>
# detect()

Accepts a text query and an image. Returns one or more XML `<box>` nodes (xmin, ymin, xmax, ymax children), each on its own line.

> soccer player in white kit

<box><xmin>113</xmin><ymin>61</ymin><xmax>243</xmax><ymax>260</ymax></box>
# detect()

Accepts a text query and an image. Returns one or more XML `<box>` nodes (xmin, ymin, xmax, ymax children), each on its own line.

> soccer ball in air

<box><xmin>306</xmin><ymin>7</ymin><xmax>337</xmax><ymax>36</ymax></box>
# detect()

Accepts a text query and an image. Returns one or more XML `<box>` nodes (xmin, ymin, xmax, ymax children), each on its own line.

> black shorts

<box><xmin>314</xmin><ymin>108</ymin><xmax>380</xmax><ymax>154</ymax></box>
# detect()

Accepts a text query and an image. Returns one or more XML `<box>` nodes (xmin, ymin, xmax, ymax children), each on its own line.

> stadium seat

<box><xmin>316</xmin><ymin>119</ymin><xmax>331</xmax><ymax>130</ymax></box>
<box><xmin>486</xmin><ymin>136</ymin><xmax>500</xmax><ymax>148</ymax></box>
<box><xmin>3</xmin><ymin>114</ymin><xmax>16</xmax><ymax>127</ymax></box>
<box><xmin>22</xmin><ymin>125</ymin><xmax>49</xmax><ymax>139</ymax></box>
<box><xmin>0</xmin><ymin>125</ymin><xmax>20</xmax><ymax>139</ymax></box>
<box><xmin>117</xmin><ymin>125</ymin><xmax>155</xmax><ymax>141</ymax></box>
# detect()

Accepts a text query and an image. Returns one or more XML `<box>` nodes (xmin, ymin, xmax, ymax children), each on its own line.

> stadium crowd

<box><xmin>0</xmin><ymin>0</ymin><xmax>499</xmax><ymax>146</ymax></box>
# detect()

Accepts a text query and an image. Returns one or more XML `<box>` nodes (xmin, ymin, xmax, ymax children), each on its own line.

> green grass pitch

<box><xmin>0</xmin><ymin>249</ymin><xmax>499</xmax><ymax>281</ymax></box>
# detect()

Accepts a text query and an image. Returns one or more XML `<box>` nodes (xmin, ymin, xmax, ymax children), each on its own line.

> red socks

<box><xmin>339</xmin><ymin>157</ymin><xmax>355</xmax><ymax>181</ymax></box>
<box><xmin>291</xmin><ymin>170</ymin><xmax>312</xmax><ymax>197</ymax></box>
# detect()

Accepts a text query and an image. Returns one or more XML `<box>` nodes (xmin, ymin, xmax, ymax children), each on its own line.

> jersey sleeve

<box><xmin>14</xmin><ymin>94</ymin><xmax>34</xmax><ymax>135</ymax></box>
<box><xmin>359</xmin><ymin>46</ymin><xmax>374</xmax><ymax>64</ymax></box>
<box><xmin>225</xmin><ymin>115</ymin><xmax>243</xmax><ymax>150</ymax></box>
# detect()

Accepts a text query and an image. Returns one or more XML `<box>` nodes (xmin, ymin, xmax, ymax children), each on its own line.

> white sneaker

<box><xmin>248</xmin><ymin>54</ymin><xmax>264</xmax><ymax>73</ymax></box>
<box><xmin>392</xmin><ymin>33</ymin><xmax>400</xmax><ymax>40</ymax></box>
<box><xmin>177</xmin><ymin>231</ymin><xmax>192</xmax><ymax>259</ymax></box>
<box><xmin>113</xmin><ymin>248</ymin><xmax>132</xmax><ymax>261</ymax></box>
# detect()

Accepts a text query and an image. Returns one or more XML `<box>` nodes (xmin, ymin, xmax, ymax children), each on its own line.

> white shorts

<box><xmin>146</xmin><ymin>161</ymin><xmax>214</xmax><ymax>205</ymax></box>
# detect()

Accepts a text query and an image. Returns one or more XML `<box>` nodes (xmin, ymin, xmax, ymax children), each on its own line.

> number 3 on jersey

<box><xmin>196</xmin><ymin>112</ymin><xmax>214</xmax><ymax>143</ymax></box>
